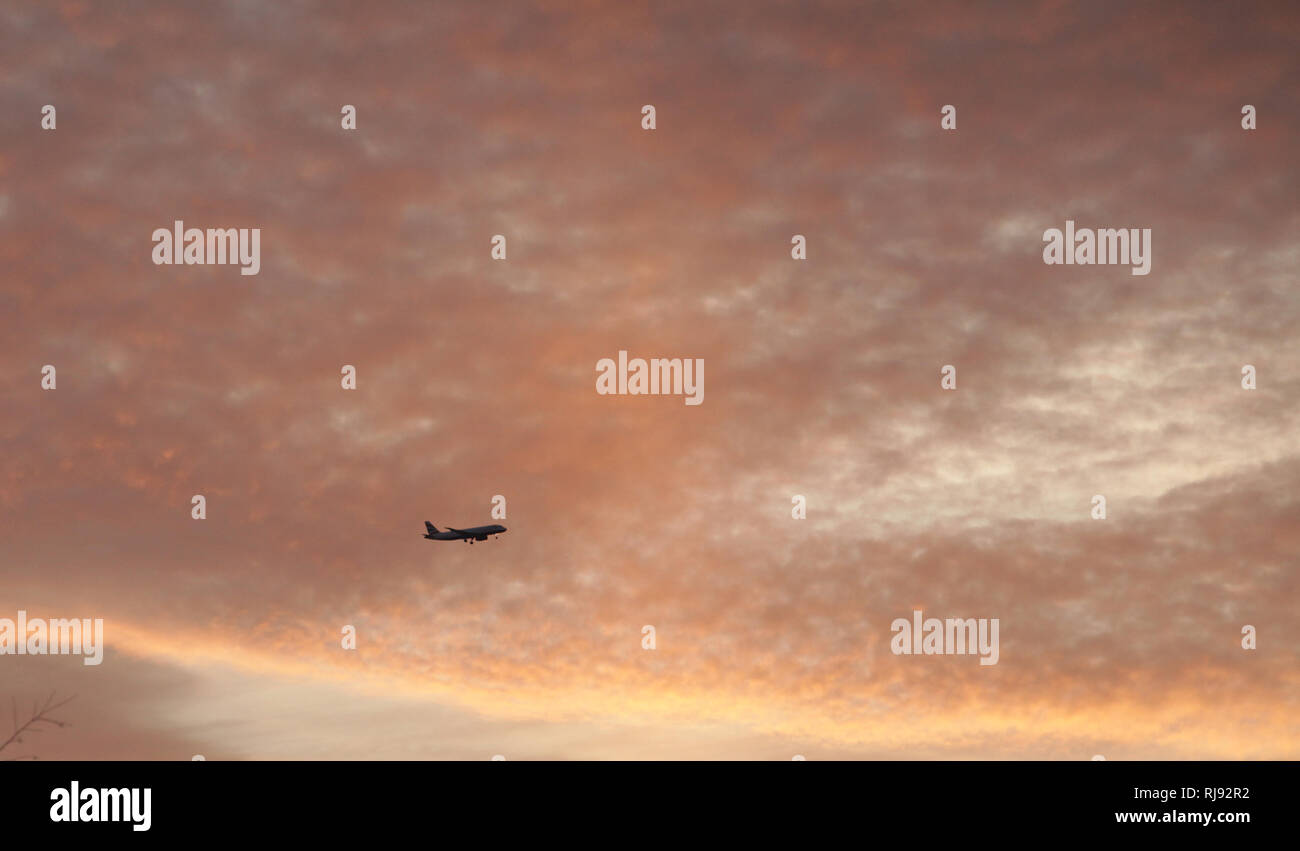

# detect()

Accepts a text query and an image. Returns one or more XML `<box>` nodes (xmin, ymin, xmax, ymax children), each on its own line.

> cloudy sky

<box><xmin>1</xmin><ymin>0</ymin><xmax>1297</xmax><ymax>760</ymax></box>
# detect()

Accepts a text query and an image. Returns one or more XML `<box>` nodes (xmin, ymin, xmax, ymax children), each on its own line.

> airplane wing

<box><xmin>447</xmin><ymin>527</ymin><xmax>470</xmax><ymax>536</ymax></box>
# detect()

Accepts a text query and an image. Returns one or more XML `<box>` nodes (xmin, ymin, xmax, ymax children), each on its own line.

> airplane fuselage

<box><xmin>423</xmin><ymin>523</ymin><xmax>507</xmax><ymax>543</ymax></box>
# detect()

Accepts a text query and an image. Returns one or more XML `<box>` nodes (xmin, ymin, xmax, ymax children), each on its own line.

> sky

<box><xmin>1</xmin><ymin>0</ymin><xmax>1297</xmax><ymax>760</ymax></box>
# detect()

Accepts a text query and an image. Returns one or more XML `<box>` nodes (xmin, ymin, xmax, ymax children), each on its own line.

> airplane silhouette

<box><xmin>423</xmin><ymin>521</ymin><xmax>507</xmax><ymax>544</ymax></box>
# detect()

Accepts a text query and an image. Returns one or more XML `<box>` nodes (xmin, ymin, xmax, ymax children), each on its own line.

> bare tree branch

<box><xmin>0</xmin><ymin>692</ymin><xmax>75</xmax><ymax>760</ymax></box>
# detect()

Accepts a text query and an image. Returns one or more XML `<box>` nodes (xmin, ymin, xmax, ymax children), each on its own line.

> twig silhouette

<box><xmin>0</xmin><ymin>692</ymin><xmax>75</xmax><ymax>761</ymax></box>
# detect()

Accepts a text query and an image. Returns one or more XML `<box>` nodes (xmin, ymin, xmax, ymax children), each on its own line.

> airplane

<box><xmin>423</xmin><ymin>521</ymin><xmax>507</xmax><ymax>544</ymax></box>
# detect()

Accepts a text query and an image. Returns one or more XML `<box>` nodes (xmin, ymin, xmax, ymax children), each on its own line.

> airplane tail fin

<box><xmin>425</xmin><ymin>521</ymin><xmax>438</xmax><ymax>534</ymax></box>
